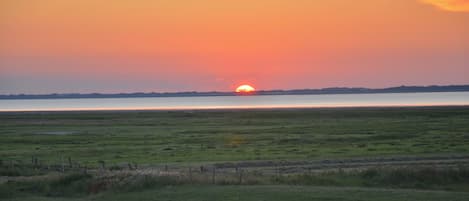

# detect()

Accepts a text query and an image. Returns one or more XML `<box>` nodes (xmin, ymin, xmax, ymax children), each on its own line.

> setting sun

<box><xmin>236</xmin><ymin>85</ymin><xmax>256</xmax><ymax>93</ymax></box>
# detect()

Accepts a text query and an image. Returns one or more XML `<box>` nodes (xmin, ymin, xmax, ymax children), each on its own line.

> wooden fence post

<box><xmin>99</xmin><ymin>160</ymin><xmax>106</xmax><ymax>169</ymax></box>
<box><xmin>238</xmin><ymin>168</ymin><xmax>243</xmax><ymax>184</ymax></box>
<box><xmin>189</xmin><ymin>167</ymin><xmax>193</xmax><ymax>183</ymax></box>
<box><xmin>276</xmin><ymin>165</ymin><xmax>281</xmax><ymax>179</ymax></box>
<box><xmin>61</xmin><ymin>156</ymin><xmax>65</xmax><ymax>172</ymax></box>
<box><xmin>212</xmin><ymin>167</ymin><xmax>216</xmax><ymax>184</ymax></box>
<box><xmin>33</xmin><ymin>157</ymin><xmax>38</xmax><ymax>168</ymax></box>
<box><xmin>68</xmin><ymin>157</ymin><xmax>72</xmax><ymax>168</ymax></box>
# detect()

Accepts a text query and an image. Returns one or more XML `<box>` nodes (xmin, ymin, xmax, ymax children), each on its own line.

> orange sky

<box><xmin>1</xmin><ymin>0</ymin><xmax>468</xmax><ymax>93</ymax></box>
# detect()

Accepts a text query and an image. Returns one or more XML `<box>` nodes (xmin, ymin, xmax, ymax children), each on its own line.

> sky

<box><xmin>1</xmin><ymin>0</ymin><xmax>468</xmax><ymax>94</ymax></box>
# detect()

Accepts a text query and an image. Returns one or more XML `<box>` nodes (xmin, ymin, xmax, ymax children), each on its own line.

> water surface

<box><xmin>0</xmin><ymin>92</ymin><xmax>468</xmax><ymax>112</ymax></box>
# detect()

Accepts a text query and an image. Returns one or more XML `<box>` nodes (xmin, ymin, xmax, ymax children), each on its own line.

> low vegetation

<box><xmin>1</xmin><ymin>107</ymin><xmax>469</xmax><ymax>166</ymax></box>
<box><xmin>2</xmin><ymin>165</ymin><xmax>469</xmax><ymax>200</ymax></box>
<box><xmin>1</xmin><ymin>106</ymin><xmax>469</xmax><ymax>200</ymax></box>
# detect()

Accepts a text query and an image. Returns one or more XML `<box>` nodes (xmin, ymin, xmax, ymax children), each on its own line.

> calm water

<box><xmin>0</xmin><ymin>92</ymin><xmax>468</xmax><ymax>112</ymax></box>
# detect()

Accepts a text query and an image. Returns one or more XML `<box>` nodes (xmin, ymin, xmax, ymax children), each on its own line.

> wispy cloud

<box><xmin>420</xmin><ymin>0</ymin><xmax>469</xmax><ymax>12</ymax></box>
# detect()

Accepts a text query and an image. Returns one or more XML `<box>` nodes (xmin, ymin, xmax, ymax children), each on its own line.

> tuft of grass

<box><xmin>272</xmin><ymin>166</ymin><xmax>469</xmax><ymax>191</ymax></box>
<box><xmin>360</xmin><ymin>166</ymin><xmax>469</xmax><ymax>190</ymax></box>
<box><xmin>0</xmin><ymin>164</ymin><xmax>46</xmax><ymax>177</ymax></box>
<box><xmin>113</xmin><ymin>175</ymin><xmax>181</xmax><ymax>192</ymax></box>
<box><xmin>0</xmin><ymin>172</ymin><xmax>93</xmax><ymax>198</ymax></box>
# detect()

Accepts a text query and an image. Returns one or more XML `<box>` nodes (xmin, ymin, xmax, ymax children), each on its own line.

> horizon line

<box><xmin>1</xmin><ymin>84</ymin><xmax>469</xmax><ymax>96</ymax></box>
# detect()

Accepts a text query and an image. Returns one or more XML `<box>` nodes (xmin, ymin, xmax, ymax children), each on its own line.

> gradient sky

<box><xmin>1</xmin><ymin>0</ymin><xmax>468</xmax><ymax>94</ymax></box>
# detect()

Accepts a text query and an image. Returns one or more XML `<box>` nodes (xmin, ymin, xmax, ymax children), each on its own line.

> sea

<box><xmin>0</xmin><ymin>92</ymin><xmax>468</xmax><ymax>112</ymax></box>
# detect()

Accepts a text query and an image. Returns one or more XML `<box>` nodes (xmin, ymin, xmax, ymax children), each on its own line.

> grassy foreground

<box><xmin>1</xmin><ymin>106</ymin><xmax>469</xmax><ymax>201</ymax></box>
<box><xmin>1</xmin><ymin>107</ymin><xmax>469</xmax><ymax>165</ymax></box>
<box><xmin>5</xmin><ymin>185</ymin><xmax>469</xmax><ymax>201</ymax></box>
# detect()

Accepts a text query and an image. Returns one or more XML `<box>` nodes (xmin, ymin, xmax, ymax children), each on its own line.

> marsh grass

<box><xmin>1</xmin><ymin>107</ymin><xmax>469</xmax><ymax>165</ymax></box>
<box><xmin>2</xmin><ymin>165</ymin><xmax>469</xmax><ymax>200</ymax></box>
<box><xmin>273</xmin><ymin>166</ymin><xmax>469</xmax><ymax>191</ymax></box>
<box><xmin>0</xmin><ymin>164</ymin><xmax>45</xmax><ymax>177</ymax></box>
<box><xmin>0</xmin><ymin>172</ymin><xmax>92</xmax><ymax>199</ymax></box>
<box><xmin>2</xmin><ymin>107</ymin><xmax>469</xmax><ymax>200</ymax></box>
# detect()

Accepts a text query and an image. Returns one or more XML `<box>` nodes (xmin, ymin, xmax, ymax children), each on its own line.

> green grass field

<box><xmin>1</xmin><ymin>107</ymin><xmax>469</xmax><ymax>165</ymax></box>
<box><xmin>1</xmin><ymin>106</ymin><xmax>469</xmax><ymax>201</ymax></box>
<box><xmin>6</xmin><ymin>185</ymin><xmax>469</xmax><ymax>201</ymax></box>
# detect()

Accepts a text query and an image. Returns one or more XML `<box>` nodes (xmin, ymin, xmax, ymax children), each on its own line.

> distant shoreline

<box><xmin>1</xmin><ymin>85</ymin><xmax>468</xmax><ymax>100</ymax></box>
<box><xmin>1</xmin><ymin>105</ymin><xmax>469</xmax><ymax>114</ymax></box>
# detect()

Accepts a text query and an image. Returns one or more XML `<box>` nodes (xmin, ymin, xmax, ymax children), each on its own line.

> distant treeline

<box><xmin>1</xmin><ymin>85</ymin><xmax>469</xmax><ymax>100</ymax></box>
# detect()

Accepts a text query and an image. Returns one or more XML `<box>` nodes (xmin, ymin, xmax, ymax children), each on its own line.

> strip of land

<box><xmin>1</xmin><ymin>85</ymin><xmax>468</xmax><ymax>99</ymax></box>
